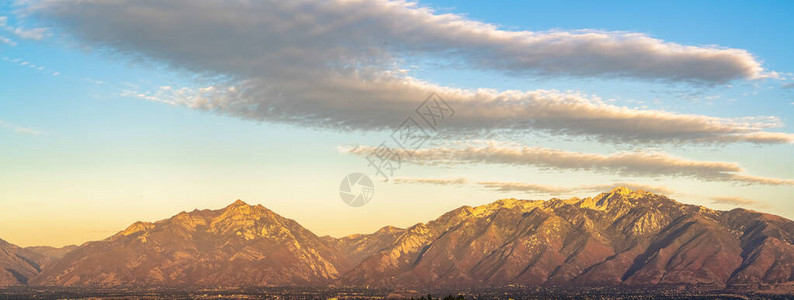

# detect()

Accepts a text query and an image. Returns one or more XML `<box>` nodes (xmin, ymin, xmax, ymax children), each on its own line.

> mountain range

<box><xmin>3</xmin><ymin>187</ymin><xmax>794</xmax><ymax>292</ymax></box>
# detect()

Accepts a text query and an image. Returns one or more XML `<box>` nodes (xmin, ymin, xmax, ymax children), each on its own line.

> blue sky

<box><xmin>0</xmin><ymin>0</ymin><xmax>793</xmax><ymax>247</ymax></box>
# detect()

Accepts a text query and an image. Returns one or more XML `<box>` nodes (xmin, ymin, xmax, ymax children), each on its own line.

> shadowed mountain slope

<box><xmin>0</xmin><ymin>239</ymin><xmax>48</xmax><ymax>286</ymax></box>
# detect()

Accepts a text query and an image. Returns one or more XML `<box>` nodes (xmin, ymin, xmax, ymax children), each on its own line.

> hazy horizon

<box><xmin>0</xmin><ymin>187</ymin><xmax>716</xmax><ymax>248</ymax></box>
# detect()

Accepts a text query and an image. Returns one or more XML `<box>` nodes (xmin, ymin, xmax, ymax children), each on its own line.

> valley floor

<box><xmin>0</xmin><ymin>286</ymin><xmax>789</xmax><ymax>300</ymax></box>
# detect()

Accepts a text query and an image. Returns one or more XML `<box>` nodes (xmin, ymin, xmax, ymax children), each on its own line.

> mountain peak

<box><xmin>375</xmin><ymin>225</ymin><xmax>404</xmax><ymax>234</ymax></box>
<box><xmin>221</xmin><ymin>199</ymin><xmax>264</xmax><ymax>212</ymax></box>
<box><xmin>609</xmin><ymin>186</ymin><xmax>633</xmax><ymax>195</ymax></box>
<box><xmin>228</xmin><ymin>199</ymin><xmax>249</xmax><ymax>207</ymax></box>
<box><xmin>118</xmin><ymin>221</ymin><xmax>154</xmax><ymax>236</ymax></box>
<box><xmin>605</xmin><ymin>186</ymin><xmax>656</xmax><ymax>199</ymax></box>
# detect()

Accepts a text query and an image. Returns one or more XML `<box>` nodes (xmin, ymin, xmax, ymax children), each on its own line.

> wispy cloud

<box><xmin>11</xmin><ymin>27</ymin><xmax>50</xmax><ymax>40</ymax></box>
<box><xmin>0</xmin><ymin>17</ymin><xmax>15</xmax><ymax>45</ymax></box>
<box><xmin>2</xmin><ymin>56</ymin><xmax>60</xmax><ymax>76</ymax></box>
<box><xmin>83</xmin><ymin>78</ymin><xmax>105</xmax><ymax>85</ymax></box>
<box><xmin>13</xmin><ymin>127</ymin><xmax>45</xmax><ymax>135</ymax></box>
<box><xmin>0</xmin><ymin>15</ymin><xmax>50</xmax><ymax>40</ymax></box>
<box><xmin>392</xmin><ymin>177</ymin><xmax>469</xmax><ymax>186</ymax></box>
<box><xmin>0</xmin><ymin>35</ymin><xmax>14</xmax><ymax>46</ymax></box>
<box><xmin>342</xmin><ymin>142</ymin><xmax>794</xmax><ymax>185</ymax></box>
<box><xmin>710</xmin><ymin>196</ymin><xmax>767</xmax><ymax>208</ymax></box>
<box><xmin>0</xmin><ymin>120</ymin><xmax>46</xmax><ymax>136</ymax></box>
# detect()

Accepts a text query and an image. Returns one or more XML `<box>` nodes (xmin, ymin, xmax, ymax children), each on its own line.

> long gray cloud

<box><xmin>125</xmin><ymin>82</ymin><xmax>794</xmax><ymax>144</ymax></box>
<box><xmin>343</xmin><ymin>142</ymin><xmax>794</xmax><ymax>185</ymax></box>
<box><xmin>31</xmin><ymin>0</ymin><xmax>770</xmax><ymax>82</ymax></box>
<box><xmin>390</xmin><ymin>176</ymin><xmax>676</xmax><ymax>196</ymax></box>
<box><xmin>476</xmin><ymin>181</ymin><xmax>677</xmax><ymax>196</ymax></box>
<box><xmin>29</xmin><ymin>0</ymin><xmax>792</xmax><ymax>144</ymax></box>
